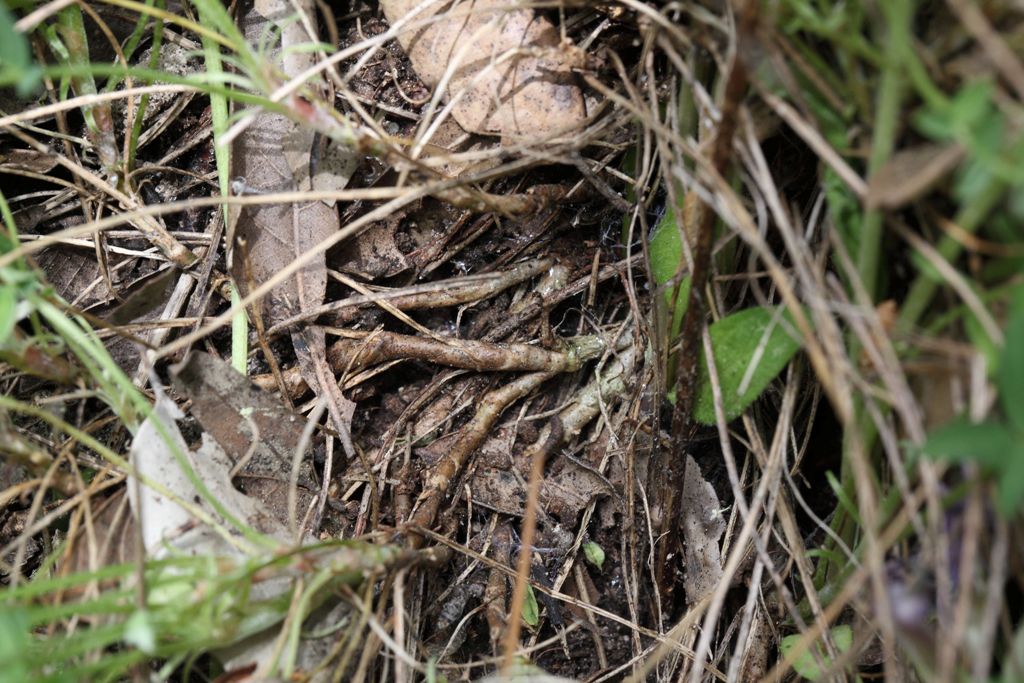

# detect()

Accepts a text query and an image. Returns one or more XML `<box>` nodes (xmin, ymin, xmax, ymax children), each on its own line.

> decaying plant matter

<box><xmin>378</xmin><ymin>0</ymin><xmax>589</xmax><ymax>137</ymax></box>
<box><xmin>3</xmin><ymin>0</ymin><xmax>1024</xmax><ymax>681</ymax></box>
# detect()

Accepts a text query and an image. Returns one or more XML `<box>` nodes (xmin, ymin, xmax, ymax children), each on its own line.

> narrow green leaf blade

<box><xmin>0</xmin><ymin>283</ymin><xmax>16</xmax><ymax>344</ymax></box>
<box><xmin>521</xmin><ymin>585</ymin><xmax>539</xmax><ymax>627</ymax></box>
<box><xmin>694</xmin><ymin>307</ymin><xmax>803</xmax><ymax>424</ymax></box>
<box><xmin>648</xmin><ymin>203</ymin><xmax>691</xmax><ymax>338</ymax></box>
<box><xmin>996</xmin><ymin>451</ymin><xmax>1024</xmax><ymax>518</ymax></box>
<box><xmin>0</xmin><ymin>607</ymin><xmax>31</xmax><ymax>683</ymax></box>
<box><xmin>999</xmin><ymin>285</ymin><xmax>1024</xmax><ymax>433</ymax></box>
<box><xmin>923</xmin><ymin>418</ymin><xmax>1014</xmax><ymax>469</ymax></box>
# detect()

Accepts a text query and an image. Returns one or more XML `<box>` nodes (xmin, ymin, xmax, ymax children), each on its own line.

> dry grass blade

<box><xmin>4</xmin><ymin>0</ymin><xmax>1024</xmax><ymax>680</ymax></box>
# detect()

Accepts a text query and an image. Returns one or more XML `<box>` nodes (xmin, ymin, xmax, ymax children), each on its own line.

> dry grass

<box><xmin>2</xmin><ymin>1</ymin><xmax>1024</xmax><ymax>682</ymax></box>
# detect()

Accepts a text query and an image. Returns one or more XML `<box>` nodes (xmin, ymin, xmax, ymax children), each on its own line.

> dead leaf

<box><xmin>866</xmin><ymin>143</ymin><xmax>965</xmax><ymax>210</ymax></box>
<box><xmin>336</xmin><ymin>219</ymin><xmax>411</xmax><ymax>278</ymax></box>
<box><xmin>680</xmin><ymin>454</ymin><xmax>725</xmax><ymax>605</ymax></box>
<box><xmin>35</xmin><ymin>248</ymin><xmax>105</xmax><ymax>310</ymax></box>
<box><xmin>171</xmin><ymin>351</ymin><xmax>316</xmax><ymax>523</ymax></box>
<box><xmin>64</xmin><ymin>490</ymin><xmax>135</xmax><ymax>572</ymax></box>
<box><xmin>380</xmin><ymin>0</ymin><xmax>588</xmax><ymax>137</ymax></box>
<box><xmin>127</xmin><ymin>390</ymin><xmax>290</xmax><ymax>556</ymax></box>
<box><xmin>469</xmin><ymin>462</ymin><xmax>604</xmax><ymax>524</ymax></box>
<box><xmin>418</xmin><ymin>115</ymin><xmax>498</xmax><ymax>178</ymax></box>
<box><xmin>296</xmin><ymin>133</ymin><xmax>359</xmax><ymax>204</ymax></box>
<box><xmin>0</xmin><ymin>327</ymin><xmax>78</xmax><ymax>385</ymax></box>
<box><xmin>106</xmin><ymin>268</ymin><xmax>177</xmax><ymax>325</ymax></box>
<box><xmin>126</xmin><ymin>390</ymin><xmax>352</xmax><ymax>680</ymax></box>
<box><xmin>0</xmin><ymin>148</ymin><xmax>59</xmax><ymax>174</ymax></box>
<box><xmin>231</xmin><ymin>0</ymin><xmax>358</xmax><ymax>453</ymax></box>
<box><xmin>230</xmin><ymin>0</ymin><xmax>341</xmax><ymax>328</ymax></box>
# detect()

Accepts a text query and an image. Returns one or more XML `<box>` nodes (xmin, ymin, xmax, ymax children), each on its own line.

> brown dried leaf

<box><xmin>0</xmin><ymin>334</ymin><xmax>78</xmax><ymax>385</ymax></box>
<box><xmin>232</xmin><ymin>0</ymin><xmax>358</xmax><ymax>446</ymax></box>
<box><xmin>106</xmin><ymin>268</ymin><xmax>177</xmax><ymax>325</ymax></box>
<box><xmin>171</xmin><ymin>352</ymin><xmax>315</xmax><ymax>522</ymax></box>
<box><xmin>336</xmin><ymin>219</ymin><xmax>412</xmax><ymax>278</ymax></box>
<box><xmin>231</xmin><ymin>0</ymin><xmax>341</xmax><ymax>329</ymax></box>
<box><xmin>35</xmin><ymin>248</ymin><xmax>105</xmax><ymax>309</ymax></box>
<box><xmin>128</xmin><ymin>391</ymin><xmax>292</xmax><ymax>554</ymax></box>
<box><xmin>469</xmin><ymin>462</ymin><xmax>604</xmax><ymax>524</ymax></box>
<box><xmin>866</xmin><ymin>143</ymin><xmax>965</xmax><ymax>210</ymax></box>
<box><xmin>0</xmin><ymin>148</ymin><xmax>58</xmax><ymax>174</ymax></box>
<box><xmin>380</xmin><ymin>0</ymin><xmax>587</xmax><ymax>137</ymax></box>
<box><xmin>63</xmin><ymin>490</ymin><xmax>135</xmax><ymax>573</ymax></box>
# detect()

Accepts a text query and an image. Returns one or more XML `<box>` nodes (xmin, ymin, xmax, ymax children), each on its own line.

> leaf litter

<box><xmin>2</xmin><ymin>0</ymin><xmax>977</xmax><ymax>681</ymax></box>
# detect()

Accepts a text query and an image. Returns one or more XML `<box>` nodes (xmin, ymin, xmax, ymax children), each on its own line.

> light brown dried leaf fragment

<box><xmin>680</xmin><ymin>454</ymin><xmax>725</xmax><ymax>605</ymax></box>
<box><xmin>230</xmin><ymin>0</ymin><xmax>343</xmax><ymax>330</ymax></box>
<box><xmin>231</xmin><ymin>0</ymin><xmax>358</xmax><ymax>451</ymax></box>
<box><xmin>866</xmin><ymin>143</ymin><xmax>965</xmax><ymax>210</ymax></box>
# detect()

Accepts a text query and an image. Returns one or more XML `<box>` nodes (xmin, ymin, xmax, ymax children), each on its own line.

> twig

<box><xmin>268</xmin><ymin>257</ymin><xmax>553</xmax><ymax>335</ymax></box>
<box><xmin>500</xmin><ymin>417</ymin><xmax>564</xmax><ymax>671</ymax></box>
<box><xmin>407</xmin><ymin>371</ymin><xmax>556</xmax><ymax>549</ymax></box>
<box><xmin>327</xmin><ymin>330</ymin><xmax>605</xmax><ymax>374</ymax></box>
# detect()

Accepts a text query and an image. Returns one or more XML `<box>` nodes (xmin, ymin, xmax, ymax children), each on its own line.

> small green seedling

<box><xmin>521</xmin><ymin>585</ymin><xmax>540</xmax><ymax>628</ymax></box>
<box><xmin>583</xmin><ymin>541</ymin><xmax>605</xmax><ymax>570</ymax></box>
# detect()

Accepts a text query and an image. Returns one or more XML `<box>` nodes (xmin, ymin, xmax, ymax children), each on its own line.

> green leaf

<box><xmin>915</xmin><ymin>81</ymin><xmax>996</xmax><ymax>144</ymax></box>
<box><xmin>923</xmin><ymin>418</ymin><xmax>1014</xmax><ymax>469</ymax></box>
<box><xmin>583</xmin><ymin>542</ymin><xmax>605</xmax><ymax>570</ymax></box>
<box><xmin>648</xmin><ymin>201</ymin><xmax>691</xmax><ymax>338</ymax></box>
<box><xmin>823</xmin><ymin>168</ymin><xmax>862</xmax><ymax>264</ymax></box>
<box><xmin>0</xmin><ymin>2</ymin><xmax>41</xmax><ymax>95</ymax></box>
<box><xmin>0</xmin><ymin>607</ymin><xmax>30</xmax><ymax>683</ymax></box>
<box><xmin>963</xmin><ymin>304</ymin><xmax>1000</xmax><ymax>375</ymax></box>
<box><xmin>521</xmin><ymin>585</ymin><xmax>539</xmax><ymax>628</ymax></box>
<box><xmin>0</xmin><ymin>284</ymin><xmax>16</xmax><ymax>344</ymax></box>
<box><xmin>949</xmin><ymin>81</ymin><xmax>994</xmax><ymax>132</ymax></box>
<box><xmin>780</xmin><ymin>624</ymin><xmax>853</xmax><ymax>681</ymax></box>
<box><xmin>955</xmin><ymin>156</ymin><xmax>996</xmax><ymax>206</ymax></box>
<box><xmin>693</xmin><ymin>307</ymin><xmax>804</xmax><ymax>424</ymax></box>
<box><xmin>826</xmin><ymin>470</ymin><xmax>862</xmax><ymax>528</ymax></box>
<box><xmin>123</xmin><ymin>609</ymin><xmax>157</xmax><ymax>654</ymax></box>
<box><xmin>999</xmin><ymin>284</ymin><xmax>1024</xmax><ymax>433</ymax></box>
<box><xmin>914</xmin><ymin>107</ymin><xmax>955</xmax><ymax>142</ymax></box>
<box><xmin>996</xmin><ymin>449</ymin><xmax>1024</xmax><ymax>518</ymax></box>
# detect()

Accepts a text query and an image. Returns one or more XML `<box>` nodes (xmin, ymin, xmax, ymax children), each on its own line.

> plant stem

<box><xmin>858</xmin><ymin>0</ymin><xmax>912</xmax><ymax>303</ymax></box>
